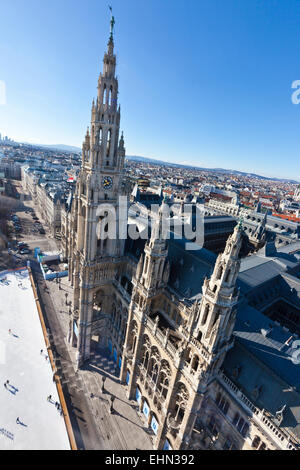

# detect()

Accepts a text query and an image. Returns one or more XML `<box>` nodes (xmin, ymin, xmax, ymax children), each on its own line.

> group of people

<box><xmin>47</xmin><ymin>395</ymin><xmax>63</xmax><ymax>415</ymax></box>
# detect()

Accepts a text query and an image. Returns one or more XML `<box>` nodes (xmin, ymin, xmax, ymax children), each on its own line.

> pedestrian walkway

<box><xmin>46</xmin><ymin>277</ymin><xmax>153</xmax><ymax>450</ymax></box>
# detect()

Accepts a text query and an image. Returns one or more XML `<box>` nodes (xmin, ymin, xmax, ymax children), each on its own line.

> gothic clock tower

<box><xmin>68</xmin><ymin>13</ymin><xmax>126</xmax><ymax>367</ymax></box>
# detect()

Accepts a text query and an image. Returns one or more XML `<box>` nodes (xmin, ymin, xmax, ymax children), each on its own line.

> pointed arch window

<box><xmin>144</xmin><ymin>257</ymin><xmax>149</xmax><ymax>275</ymax></box>
<box><xmin>191</xmin><ymin>355</ymin><xmax>199</xmax><ymax>372</ymax></box>
<box><xmin>103</xmin><ymin>86</ymin><xmax>107</xmax><ymax>105</ymax></box>
<box><xmin>217</xmin><ymin>266</ymin><xmax>223</xmax><ymax>280</ymax></box>
<box><xmin>108</xmin><ymin>86</ymin><xmax>113</xmax><ymax>106</ymax></box>
<box><xmin>225</xmin><ymin>269</ymin><xmax>231</xmax><ymax>283</ymax></box>
<box><xmin>98</xmin><ymin>127</ymin><xmax>103</xmax><ymax>145</ymax></box>
<box><xmin>174</xmin><ymin>384</ymin><xmax>189</xmax><ymax>423</ymax></box>
<box><xmin>143</xmin><ymin>350</ymin><xmax>149</xmax><ymax>369</ymax></box>
<box><xmin>106</xmin><ymin>129</ymin><xmax>111</xmax><ymax>157</ymax></box>
<box><xmin>201</xmin><ymin>304</ymin><xmax>210</xmax><ymax>325</ymax></box>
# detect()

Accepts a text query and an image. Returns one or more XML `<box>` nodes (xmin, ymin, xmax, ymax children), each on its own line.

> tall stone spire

<box><xmin>194</xmin><ymin>223</ymin><xmax>243</xmax><ymax>353</ymax></box>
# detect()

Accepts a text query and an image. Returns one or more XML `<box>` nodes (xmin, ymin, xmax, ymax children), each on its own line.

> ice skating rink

<box><xmin>0</xmin><ymin>268</ymin><xmax>70</xmax><ymax>450</ymax></box>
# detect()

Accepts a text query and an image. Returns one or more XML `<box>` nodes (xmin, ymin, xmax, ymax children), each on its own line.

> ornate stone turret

<box><xmin>139</xmin><ymin>202</ymin><xmax>169</xmax><ymax>292</ymax></box>
<box><xmin>194</xmin><ymin>222</ymin><xmax>243</xmax><ymax>354</ymax></box>
<box><xmin>249</xmin><ymin>212</ymin><xmax>267</xmax><ymax>249</ymax></box>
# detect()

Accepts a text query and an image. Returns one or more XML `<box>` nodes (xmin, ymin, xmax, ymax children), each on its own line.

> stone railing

<box><xmin>145</xmin><ymin>316</ymin><xmax>178</xmax><ymax>358</ymax></box>
<box><xmin>190</xmin><ymin>336</ymin><xmax>210</xmax><ymax>362</ymax></box>
<box><xmin>219</xmin><ymin>371</ymin><xmax>297</xmax><ymax>450</ymax></box>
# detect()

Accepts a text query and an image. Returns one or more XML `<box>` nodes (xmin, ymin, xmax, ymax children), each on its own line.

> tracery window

<box><xmin>233</xmin><ymin>413</ymin><xmax>249</xmax><ymax>437</ymax></box>
<box><xmin>174</xmin><ymin>383</ymin><xmax>189</xmax><ymax>423</ymax></box>
<box><xmin>216</xmin><ymin>392</ymin><xmax>230</xmax><ymax>415</ymax></box>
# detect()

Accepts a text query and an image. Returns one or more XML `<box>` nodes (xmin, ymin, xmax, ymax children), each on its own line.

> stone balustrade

<box><xmin>219</xmin><ymin>371</ymin><xmax>296</xmax><ymax>450</ymax></box>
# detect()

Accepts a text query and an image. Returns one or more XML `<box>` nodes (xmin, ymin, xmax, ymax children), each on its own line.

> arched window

<box><xmin>201</xmin><ymin>304</ymin><xmax>210</xmax><ymax>325</ymax></box>
<box><xmin>103</xmin><ymin>86</ymin><xmax>107</xmax><ymax>104</ymax></box>
<box><xmin>252</xmin><ymin>436</ymin><xmax>261</xmax><ymax>449</ymax></box>
<box><xmin>132</xmin><ymin>336</ymin><xmax>137</xmax><ymax>354</ymax></box>
<box><xmin>217</xmin><ymin>266</ymin><xmax>223</xmax><ymax>280</ymax></box>
<box><xmin>216</xmin><ymin>392</ymin><xmax>230</xmax><ymax>415</ymax></box>
<box><xmin>151</xmin><ymin>362</ymin><xmax>159</xmax><ymax>384</ymax></box>
<box><xmin>191</xmin><ymin>355</ymin><xmax>199</xmax><ymax>372</ymax></box>
<box><xmin>174</xmin><ymin>383</ymin><xmax>189</xmax><ymax>423</ymax></box>
<box><xmin>144</xmin><ymin>257</ymin><xmax>149</xmax><ymax>275</ymax></box>
<box><xmin>208</xmin><ymin>415</ymin><xmax>219</xmax><ymax>437</ymax></box>
<box><xmin>157</xmin><ymin>372</ymin><xmax>169</xmax><ymax>399</ymax></box>
<box><xmin>197</xmin><ymin>331</ymin><xmax>202</xmax><ymax>341</ymax></box>
<box><xmin>233</xmin><ymin>413</ymin><xmax>249</xmax><ymax>437</ymax></box>
<box><xmin>142</xmin><ymin>349</ymin><xmax>149</xmax><ymax>369</ymax></box>
<box><xmin>98</xmin><ymin>127</ymin><xmax>103</xmax><ymax>145</ymax></box>
<box><xmin>223</xmin><ymin>436</ymin><xmax>237</xmax><ymax>450</ymax></box>
<box><xmin>108</xmin><ymin>86</ymin><xmax>113</xmax><ymax>106</ymax></box>
<box><xmin>106</xmin><ymin>129</ymin><xmax>111</xmax><ymax>157</ymax></box>
<box><xmin>225</xmin><ymin>269</ymin><xmax>231</xmax><ymax>283</ymax></box>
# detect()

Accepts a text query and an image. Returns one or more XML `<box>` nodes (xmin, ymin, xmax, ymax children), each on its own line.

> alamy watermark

<box><xmin>95</xmin><ymin>197</ymin><xmax>204</xmax><ymax>251</ymax></box>
<box><xmin>0</xmin><ymin>81</ymin><xmax>6</xmax><ymax>105</ymax></box>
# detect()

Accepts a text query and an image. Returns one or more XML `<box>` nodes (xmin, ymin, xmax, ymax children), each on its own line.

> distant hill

<box><xmin>21</xmin><ymin>142</ymin><xmax>81</xmax><ymax>153</ymax></box>
<box><xmin>45</xmin><ymin>144</ymin><xmax>81</xmax><ymax>152</ymax></box>
<box><xmin>126</xmin><ymin>155</ymin><xmax>299</xmax><ymax>184</ymax></box>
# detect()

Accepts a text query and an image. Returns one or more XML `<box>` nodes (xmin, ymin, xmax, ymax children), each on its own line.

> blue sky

<box><xmin>0</xmin><ymin>0</ymin><xmax>300</xmax><ymax>180</ymax></box>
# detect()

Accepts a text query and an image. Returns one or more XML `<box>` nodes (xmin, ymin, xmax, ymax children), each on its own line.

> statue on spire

<box><xmin>109</xmin><ymin>6</ymin><xmax>115</xmax><ymax>39</ymax></box>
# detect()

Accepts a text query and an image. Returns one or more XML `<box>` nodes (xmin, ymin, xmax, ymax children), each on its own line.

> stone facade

<box><xmin>62</xmin><ymin>25</ymin><xmax>300</xmax><ymax>451</ymax></box>
<box><xmin>207</xmin><ymin>198</ymin><xmax>299</xmax><ymax>249</ymax></box>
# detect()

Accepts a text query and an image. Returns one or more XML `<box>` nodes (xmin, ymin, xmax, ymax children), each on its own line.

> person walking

<box><xmin>40</xmin><ymin>349</ymin><xmax>43</xmax><ymax>355</ymax></box>
<box><xmin>101</xmin><ymin>376</ymin><xmax>106</xmax><ymax>393</ymax></box>
<box><xmin>109</xmin><ymin>395</ymin><xmax>115</xmax><ymax>414</ymax></box>
<box><xmin>16</xmin><ymin>417</ymin><xmax>20</xmax><ymax>424</ymax></box>
<box><xmin>47</xmin><ymin>395</ymin><xmax>52</xmax><ymax>402</ymax></box>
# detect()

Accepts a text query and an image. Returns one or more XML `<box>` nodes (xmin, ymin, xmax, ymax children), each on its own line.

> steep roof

<box><xmin>223</xmin><ymin>302</ymin><xmax>300</xmax><ymax>441</ymax></box>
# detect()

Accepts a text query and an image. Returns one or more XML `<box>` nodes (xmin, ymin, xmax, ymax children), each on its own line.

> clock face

<box><xmin>102</xmin><ymin>176</ymin><xmax>113</xmax><ymax>190</ymax></box>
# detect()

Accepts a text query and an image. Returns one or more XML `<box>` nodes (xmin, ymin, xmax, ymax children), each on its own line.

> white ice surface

<box><xmin>0</xmin><ymin>269</ymin><xmax>70</xmax><ymax>450</ymax></box>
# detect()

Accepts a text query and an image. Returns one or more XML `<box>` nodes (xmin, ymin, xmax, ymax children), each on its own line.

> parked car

<box><xmin>20</xmin><ymin>249</ymin><xmax>30</xmax><ymax>255</ymax></box>
<box><xmin>39</xmin><ymin>229</ymin><xmax>45</xmax><ymax>234</ymax></box>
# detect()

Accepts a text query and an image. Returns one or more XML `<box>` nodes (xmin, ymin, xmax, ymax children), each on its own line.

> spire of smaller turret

<box><xmin>109</xmin><ymin>6</ymin><xmax>115</xmax><ymax>41</ymax></box>
<box><xmin>150</xmin><ymin>200</ymin><xmax>168</xmax><ymax>245</ymax></box>
<box><xmin>119</xmin><ymin>131</ymin><xmax>124</xmax><ymax>147</ymax></box>
<box><xmin>107</xmin><ymin>6</ymin><xmax>115</xmax><ymax>55</ymax></box>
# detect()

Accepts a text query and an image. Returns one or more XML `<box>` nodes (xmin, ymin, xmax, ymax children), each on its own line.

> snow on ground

<box><xmin>0</xmin><ymin>268</ymin><xmax>70</xmax><ymax>450</ymax></box>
